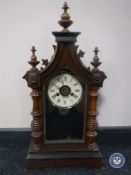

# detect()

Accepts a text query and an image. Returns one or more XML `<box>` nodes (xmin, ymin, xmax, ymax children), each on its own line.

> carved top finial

<box><xmin>91</xmin><ymin>47</ymin><xmax>101</xmax><ymax>69</ymax></box>
<box><xmin>58</xmin><ymin>2</ymin><xmax>73</xmax><ymax>32</ymax></box>
<box><xmin>28</xmin><ymin>46</ymin><xmax>40</xmax><ymax>67</ymax></box>
<box><xmin>62</xmin><ymin>2</ymin><xmax>70</xmax><ymax>19</ymax></box>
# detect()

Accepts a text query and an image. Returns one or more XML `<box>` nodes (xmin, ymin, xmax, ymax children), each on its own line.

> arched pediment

<box><xmin>40</xmin><ymin>31</ymin><xmax>92</xmax><ymax>86</ymax></box>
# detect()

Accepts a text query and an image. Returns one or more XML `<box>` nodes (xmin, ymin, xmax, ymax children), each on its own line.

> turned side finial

<box><xmin>31</xmin><ymin>46</ymin><xmax>36</xmax><ymax>54</ymax></box>
<box><xmin>28</xmin><ymin>46</ymin><xmax>40</xmax><ymax>67</ymax></box>
<box><xmin>58</xmin><ymin>2</ymin><xmax>73</xmax><ymax>32</ymax></box>
<box><xmin>91</xmin><ymin>47</ymin><xmax>101</xmax><ymax>69</ymax></box>
<box><xmin>31</xmin><ymin>46</ymin><xmax>37</xmax><ymax>61</ymax></box>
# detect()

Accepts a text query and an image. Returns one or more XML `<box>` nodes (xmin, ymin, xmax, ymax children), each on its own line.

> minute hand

<box><xmin>60</xmin><ymin>77</ymin><xmax>64</xmax><ymax>86</ymax></box>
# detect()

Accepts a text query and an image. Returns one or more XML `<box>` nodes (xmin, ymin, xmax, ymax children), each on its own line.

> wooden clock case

<box><xmin>23</xmin><ymin>2</ymin><xmax>107</xmax><ymax>169</ymax></box>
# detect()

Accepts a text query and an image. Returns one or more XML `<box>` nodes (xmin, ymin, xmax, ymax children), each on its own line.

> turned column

<box><xmin>86</xmin><ymin>47</ymin><xmax>107</xmax><ymax>149</ymax></box>
<box><xmin>31</xmin><ymin>89</ymin><xmax>43</xmax><ymax>151</ymax></box>
<box><xmin>86</xmin><ymin>88</ymin><xmax>98</xmax><ymax>149</ymax></box>
<box><xmin>23</xmin><ymin>46</ymin><xmax>43</xmax><ymax>151</ymax></box>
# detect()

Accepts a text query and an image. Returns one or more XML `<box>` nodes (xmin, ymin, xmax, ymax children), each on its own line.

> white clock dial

<box><xmin>47</xmin><ymin>73</ymin><xmax>83</xmax><ymax>109</ymax></box>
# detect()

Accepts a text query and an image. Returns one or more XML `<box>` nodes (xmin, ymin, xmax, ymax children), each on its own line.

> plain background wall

<box><xmin>0</xmin><ymin>0</ymin><xmax>131</xmax><ymax>128</ymax></box>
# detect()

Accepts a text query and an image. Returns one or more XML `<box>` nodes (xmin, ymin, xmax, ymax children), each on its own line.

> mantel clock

<box><xmin>23</xmin><ymin>2</ymin><xmax>107</xmax><ymax>169</ymax></box>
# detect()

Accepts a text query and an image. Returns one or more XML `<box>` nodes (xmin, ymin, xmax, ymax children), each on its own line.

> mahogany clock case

<box><xmin>23</xmin><ymin>2</ymin><xmax>107</xmax><ymax>169</ymax></box>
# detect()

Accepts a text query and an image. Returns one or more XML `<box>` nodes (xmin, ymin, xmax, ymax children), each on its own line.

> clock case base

<box><xmin>25</xmin><ymin>143</ymin><xmax>104</xmax><ymax>169</ymax></box>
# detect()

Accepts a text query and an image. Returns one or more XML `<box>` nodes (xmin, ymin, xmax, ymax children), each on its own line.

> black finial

<box><xmin>91</xmin><ymin>47</ymin><xmax>101</xmax><ymax>69</ymax></box>
<box><xmin>93</xmin><ymin>47</ymin><xmax>99</xmax><ymax>57</ymax></box>
<box><xmin>63</xmin><ymin>2</ymin><xmax>69</xmax><ymax>13</ymax></box>
<box><xmin>31</xmin><ymin>46</ymin><xmax>37</xmax><ymax>55</ymax></box>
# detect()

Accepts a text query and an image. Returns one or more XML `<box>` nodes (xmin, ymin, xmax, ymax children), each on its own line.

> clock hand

<box><xmin>52</xmin><ymin>93</ymin><xmax>60</xmax><ymax>99</ymax></box>
<box><xmin>52</xmin><ymin>83</ymin><xmax>60</xmax><ymax>89</ymax></box>
<box><xmin>60</xmin><ymin>77</ymin><xmax>64</xmax><ymax>86</ymax></box>
<box><xmin>70</xmin><ymin>92</ymin><xmax>78</xmax><ymax>99</ymax></box>
<box><xmin>56</xmin><ymin>77</ymin><xmax>64</xmax><ymax>85</ymax></box>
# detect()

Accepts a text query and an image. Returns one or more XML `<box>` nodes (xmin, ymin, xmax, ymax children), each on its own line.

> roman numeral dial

<box><xmin>48</xmin><ymin>73</ymin><xmax>83</xmax><ymax>109</ymax></box>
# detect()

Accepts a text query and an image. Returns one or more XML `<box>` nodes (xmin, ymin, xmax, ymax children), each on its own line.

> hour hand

<box><xmin>52</xmin><ymin>83</ymin><xmax>60</xmax><ymax>89</ymax></box>
<box><xmin>70</xmin><ymin>92</ymin><xmax>78</xmax><ymax>99</ymax></box>
<box><xmin>52</xmin><ymin>93</ymin><xmax>59</xmax><ymax>99</ymax></box>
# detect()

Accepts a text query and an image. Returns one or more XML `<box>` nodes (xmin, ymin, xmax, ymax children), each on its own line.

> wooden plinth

<box><xmin>25</xmin><ymin>144</ymin><xmax>104</xmax><ymax>169</ymax></box>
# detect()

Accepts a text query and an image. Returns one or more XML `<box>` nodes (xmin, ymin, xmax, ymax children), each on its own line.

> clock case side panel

<box><xmin>40</xmin><ymin>32</ymin><xmax>92</xmax><ymax>84</ymax></box>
